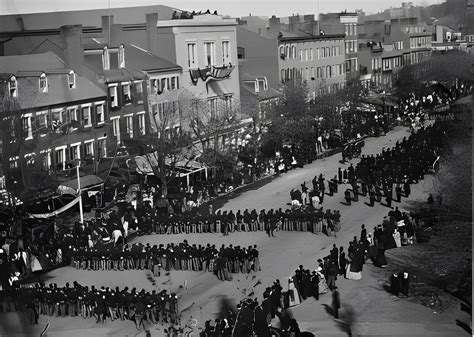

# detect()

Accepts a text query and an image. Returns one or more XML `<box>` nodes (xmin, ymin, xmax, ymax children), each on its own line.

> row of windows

<box><xmin>108</xmin><ymin>81</ymin><xmax>143</xmax><ymax>109</ymax></box>
<box><xmin>371</xmin><ymin>56</ymin><xmax>404</xmax><ymax>71</ymax></box>
<box><xmin>187</xmin><ymin>40</ymin><xmax>231</xmax><ymax>69</ymax></box>
<box><xmin>111</xmin><ymin>112</ymin><xmax>146</xmax><ymax>142</ymax></box>
<box><xmin>7</xmin><ymin>72</ymin><xmax>76</xmax><ymax>98</ymax></box>
<box><xmin>280</xmin><ymin>63</ymin><xmax>347</xmax><ymax>83</ymax></box>
<box><xmin>410</xmin><ymin>36</ymin><xmax>431</xmax><ymax>49</ymax></box>
<box><xmin>9</xmin><ymin>138</ymin><xmax>108</xmax><ymax>171</ymax></box>
<box><xmin>344</xmin><ymin>23</ymin><xmax>358</xmax><ymax>36</ymax></box>
<box><xmin>345</xmin><ymin>40</ymin><xmax>358</xmax><ymax>54</ymax></box>
<box><xmin>279</xmin><ymin>45</ymin><xmax>343</xmax><ymax>61</ymax></box>
<box><xmin>20</xmin><ymin>103</ymin><xmax>105</xmax><ymax>140</ymax></box>
<box><xmin>150</xmin><ymin>75</ymin><xmax>180</xmax><ymax>94</ymax></box>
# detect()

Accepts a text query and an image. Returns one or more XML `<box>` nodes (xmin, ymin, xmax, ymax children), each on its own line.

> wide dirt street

<box><xmin>2</xmin><ymin>126</ymin><xmax>468</xmax><ymax>337</ymax></box>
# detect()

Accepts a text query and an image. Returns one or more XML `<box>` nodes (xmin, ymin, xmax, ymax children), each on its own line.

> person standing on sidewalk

<box><xmin>332</xmin><ymin>287</ymin><xmax>341</xmax><ymax>319</ymax></box>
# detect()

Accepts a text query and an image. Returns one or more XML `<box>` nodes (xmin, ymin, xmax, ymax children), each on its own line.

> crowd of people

<box><xmin>0</xmin><ymin>282</ymin><xmax>178</xmax><ymax>329</ymax></box>
<box><xmin>68</xmin><ymin>241</ymin><xmax>261</xmax><ymax>278</ymax></box>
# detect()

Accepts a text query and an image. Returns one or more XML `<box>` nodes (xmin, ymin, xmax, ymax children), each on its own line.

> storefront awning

<box><xmin>57</xmin><ymin>175</ymin><xmax>104</xmax><ymax>195</ymax></box>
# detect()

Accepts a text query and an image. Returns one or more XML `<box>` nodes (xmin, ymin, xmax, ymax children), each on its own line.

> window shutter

<box><xmin>131</xmin><ymin>83</ymin><xmax>138</xmax><ymax>106</ymax></box>
<box><xmin>117</xmin><ymin>85</ymin><xmax>123</xmax><ymax>107</ymax></box>
<box><xmin>133</xmin><ymin>114</ymin><xmax>139</xmax><ymax>138</ymax></box>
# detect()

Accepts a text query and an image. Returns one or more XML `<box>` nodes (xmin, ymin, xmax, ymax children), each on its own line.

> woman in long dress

<box><xmin>316</xmin><ymin>268</ymin><xmax>329</xmax><ymax>294</ymax></box>
<box><xmin>393</xmin><ymin>229</ymin><xmax>402</xmax><ymax>248</ymax></box>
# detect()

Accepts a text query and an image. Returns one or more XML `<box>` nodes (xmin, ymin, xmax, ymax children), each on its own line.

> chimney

<box><xmin>102</xmin><ymin>15</ymin><xmax>114</xmax><ymax>45</ymax></box>
<box><xmin>61</xmin><ymin>25</ymin><xmax>84</xmax><ymax>75</ymax></box>
<box><xmin>146</xmin><ymin>13</ymin><xmax>159</xmax><ymax>56</ymax></box>
<box><xmin>269</xmin><ymin>15</ymin><xmax>281</xmax><ymax>34</ymax></box>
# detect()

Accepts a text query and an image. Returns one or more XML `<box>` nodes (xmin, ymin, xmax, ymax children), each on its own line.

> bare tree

<box><xmin>135</xmin><ymin>91</ymin><xmax>193</xmax><ymax>197</ymax></box>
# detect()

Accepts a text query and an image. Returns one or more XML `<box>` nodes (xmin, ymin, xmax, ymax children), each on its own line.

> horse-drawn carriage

<box><xmin>341</xmin><ymin>139</ymin><xmax>365</xmax><ymax>162</ymax></box>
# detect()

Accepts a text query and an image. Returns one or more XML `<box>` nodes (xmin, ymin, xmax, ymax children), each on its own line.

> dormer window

<box><xmin>118</xmin><ymin>44</ymin><xmax>125</xmax><ymax>68</ymax></box>
<box><xmin>8</xmin><ymin>75</ymin><xmax>17</xmax><ymax>97</ymax></box>
<box><xmin>39</xmin><ymin>73</ymin><xmax>48</xmax><ymax>93</ymax></box>
<box><xmin>68</xmin><ymin>70</ymin><xmax>76</xmax><ymax>89</ymax></box>
<box><xmin>39</xmin><ymin>73</ymin><xmax>48</xmax><ymax>92</ymax></box>
<box><xmin>102</xmin><ymin>46</ymin><xmax>110</xmax><ymax>70</ymax></box>
<box><xmin>257</xmin><ymin>78</ymin><xmax>267</xmax><ymax>91</ymax></box>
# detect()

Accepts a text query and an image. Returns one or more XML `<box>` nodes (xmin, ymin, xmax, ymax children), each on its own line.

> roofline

<box><xmin>279</xmin><ymin>34</ymin><xmax>345</xmax><ymax>42</ymax></box>
<box><xmin>143</xmin><ymin>66</ymin><xmax>182</xmax><ymax>73</ymax></box>
<box><xmin>0</xmin><ymin>26</ymin><xmax>101</xmax><ymax>38</ymax></box>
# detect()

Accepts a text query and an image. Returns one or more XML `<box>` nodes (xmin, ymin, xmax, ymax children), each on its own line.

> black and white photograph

<box><xmin>0</xmin><ymin>0</ymin><xmax>472</xmax><ymax>336</ymax></box>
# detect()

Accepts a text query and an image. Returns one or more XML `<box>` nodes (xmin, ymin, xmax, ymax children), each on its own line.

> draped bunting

<box><xmin>189</xmin><ymin>64</ymin><xmax>235</xmax><ymax>85</ymax></box>
<box><xmin>27</xmin><ymin>196</ymin><xmax>80</xmax><ymax>219</ymax></box>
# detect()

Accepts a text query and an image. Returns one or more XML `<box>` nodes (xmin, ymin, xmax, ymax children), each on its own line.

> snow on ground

<box><xmin>1</xmin><ymin>126</ymin><xmax>467</xmax><ymax>337</ymax></box>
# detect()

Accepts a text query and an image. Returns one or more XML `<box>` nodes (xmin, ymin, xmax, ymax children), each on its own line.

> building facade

<box><xmin>278</xmin><ymin>35</ymin><xmax>346</xmax><ymax>97</ymax></box>
<box><xmin>0</xmin><ymin>51</ymin><xmax>109</xmax><ymax>197</ymax></box>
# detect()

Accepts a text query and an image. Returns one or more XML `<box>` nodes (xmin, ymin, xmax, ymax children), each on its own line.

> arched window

<box><xmin>326</xmin><ymin>66</ymin><xmax>331</xmax><ymax>78</ymax></box>
<box><xmin>286</xmin><ymin>46</ymin><xmax>290</xmax><ymax>58</ymax></box>
<box><xmin>68</xmin><ymin>70</ymin><xmax>76</xmax><ymax>89</ymax></box>
<box><xmin>317</xmin><ymin>67</ymin><xmax>321</xmax><ymax>78</ymax></box>
<box><xmin>292</xmin><ymin>46</ymin><xmax>296</xmax><ymax>59</ymax></box>
<box><xmin>118</xmin><ymin>44</ymin><xmax>125</xmax><ymax>68</ymax></box>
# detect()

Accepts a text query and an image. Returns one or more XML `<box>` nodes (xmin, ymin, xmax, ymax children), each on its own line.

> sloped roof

<box><xmin>82</xmin><ymin>40</ymin><xmax>181</xmax><ymax>75</ymax></box>
<box><xmin>0</xmin><ymin>52</ymin><xmax>106</xmax><ymax>109</ymax></box>
<box><xmin>125</xmin><ymin>44</ymin><xmax>181</xmax><ymax>73</ymax></box>
<box><xmin>0</xmin><ymin>5</ymin><xmax>177</xmax><ymax>32</ymax></box>
<box><xmin>0</xmin><ymin>51</ymin><xmax>66</xmax><ymax>73</ymax></box>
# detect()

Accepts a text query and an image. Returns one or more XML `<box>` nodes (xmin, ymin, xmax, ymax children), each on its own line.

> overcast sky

<box><xmin>0</xmin><ymin>0</ymin><xmax>443</xmax><ymax>17</ymax></box>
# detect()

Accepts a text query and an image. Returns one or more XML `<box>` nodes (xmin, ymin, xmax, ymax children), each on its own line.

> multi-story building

<box><xmin>319</xmin><ymin>11</ymin><xmax>360</xmax><ymax>83</ymax></box>
<box><xmin>358</xmin><ymin>17</ymin><xmax>432</xmax><ymax>89</ymax></box>
<box><xmin>0</xmin><ymin>51</ymin><xmax>109</xmax><ymax>197</ymax></box>
<box><xmin>278</xmin><ymin>34</ymin><xmax>346</xmax><ymax>97</ymax></box>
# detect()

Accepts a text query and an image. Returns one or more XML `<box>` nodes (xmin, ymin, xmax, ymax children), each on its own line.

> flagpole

<box><xmin>77</xmin><ymin>165</ymin><xmax>84</xmax><ymax>224</ymax></box>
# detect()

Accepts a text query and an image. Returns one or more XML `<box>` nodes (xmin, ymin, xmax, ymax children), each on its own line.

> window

<box><xmin>137</xmin><ymin>112</ymin><xmax>146</xmax><ymax>135</ymax></box>
<box><xmin>70</xmin><ymin>143</ymin><xmax>81</xmax><ymax>162</ymax></box>
<box><xmin>222</xmin><ymin>41</ymin><xmax>231</xmax><ymax>64</ymax></box>
<box><xmin>238</xmin><ymin>47</ymin><xmax>246</xmax><ymax>59</ymax></box>
<box><xmin>122</xmin><ymin>83</ymin><xmax>131</xmax><ymax>104</ymax></box>
<box><xmin>187</xmin><ymin>42</ymin><xmax>197</xmax><ymax>68</ymax></box>
<box><xmin>84</xmin><ymin>140</ymin><xmax>94</xmax><ymax>157</ymax></box>
<box><xmin>21</xmin><ymin>115</ymin><xmax>32</xmax><ymax>139</ymax></box>
<box><xmin>97</xmin><ymin>138</ymin><xmax>107</xmax><ymax>158</ymax></box>
<box><xmin>310</xmin><ymin>48</ymin><xmax>313</xmax><ymax>61</ymax></box>
<box><xmin>204</xmin><ymin>42</ymin><xmax>215</xmax><ymax>67</ymax></box>
<box><xmin>36</xmin><ymin>111</ymin><xmax>49</xmax><ymax>128</ymax></box>
<box><xmin>316</xmin><ymin>48</ymin><xmax>320</xmax><ymax>60</ymax></box>
<box><xmin>170</xmin><ymin>76</ymin><xmax>179</xmax><ymax>90</ymax></box>
<box><xmin>257</xmin><ymin>79</ymin><xmax>266</xmax><ymax>92</ymax></box>
<box><xmin>135</xmin><ymin>82</ymin><xmax>143</xmax><ymax>103</ymax></box>
<box><xmin>68</xmin><ymin>71</ymin><xmax>76</xmax><ymax>89</ymax></box>
<box><xmin>39</xmin><ymin>73</ymin><xmax>48</xmax><ymax>93</ymax></box>
<box><xmin>81</xmin><ymin>106</ymin><xmax>91</xmax><ymax>127</ymax></box>
<box><xmin>67</xmin><ymin>107</ymin><xmax>78</xmax><ymax>124</ymax></box>
<box><xmin>157</xmin><ymin>102</ymin><xmax>166</xmax><ymax>121</ymax></box>
<box><xmin>299</xmin><ymin>50</ymin><xmax>303</xmax><ymax>61</ymax></box>
<box><xmin>160</xmin><ymin>78</ymin><xmax>169</xmax><ymax>92</ymax></box>
<box><xmin>311</xmin><ymin>67</ymin><xmax>314</xmax><ymax>79</ymax></box>
<box><xmin>111</xmin><ymin>117</ymin><xmax>120</xmax><ymax>142</ymax></box>
<box><xmin>281</xmin><ymin>69</ymin><xmax>285</xmax><ymax>83</ymax></box>
<box><xmin>55</xmin><ymin>146</ymin><xmax>66</xmax><ymax>170</ymax></box>
<box><xmin>51</xmin><ymin>110</ymin><xmax>63</xmax><ymax>130</ymax></box>
<box><xmin>95</xmin><ymin>104</ymin><xmax>105</xmax><ymax>124</ymax></box>
<box><xmin>8</xmin><ymin>75</ymin><xmax>18</xmax><ymax>97</ymax></box>
<box><xmin>109</xmin><ymin>85</ymin><xmax>118</xmax><ymax>108</ymax></box>
<box><xmin>292</xmin><ymin>46</ymin><xmax>296</xmax><ymax>59</ymax></box>
<box><xmin>125</xmin><ymin>115</ymin><xmax>133</xmax><ymax>138</ymax></box>
<box><xmin>305</xmin><ymin>49</ymin><xmax>309</xmax><ymax>61</ymax></box>
<box><xmin>40</xmin><ymin>149</ymin><xmax>51</xmax><ymax>171</ymax></box>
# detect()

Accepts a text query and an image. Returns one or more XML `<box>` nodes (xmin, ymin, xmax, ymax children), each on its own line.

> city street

<box><xmin>2</xmin><ymin>125</ymin><xmax>467</xmax><ymax>337</ymax></box>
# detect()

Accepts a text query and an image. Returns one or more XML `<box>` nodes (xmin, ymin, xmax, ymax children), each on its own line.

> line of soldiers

<box><xmin>68</xmin><ymin>241</ymin><xmax>261</xmax><ymax>276</ymax></box>
<box><xmin>0</xmin><ymin>282</ymin><xmax>178</xmax><ymax>329</ymax></box>
<box><xmin>339</xmin><ymin>121</ymin><xmax>445</xmax><ymax>208</ymax></box>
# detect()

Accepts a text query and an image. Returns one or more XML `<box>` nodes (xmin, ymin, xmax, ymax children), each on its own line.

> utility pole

<box><xmin>77</xmin><ymin>165</ymin><xmax>84</xmax><ymax>223</ymax></box>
